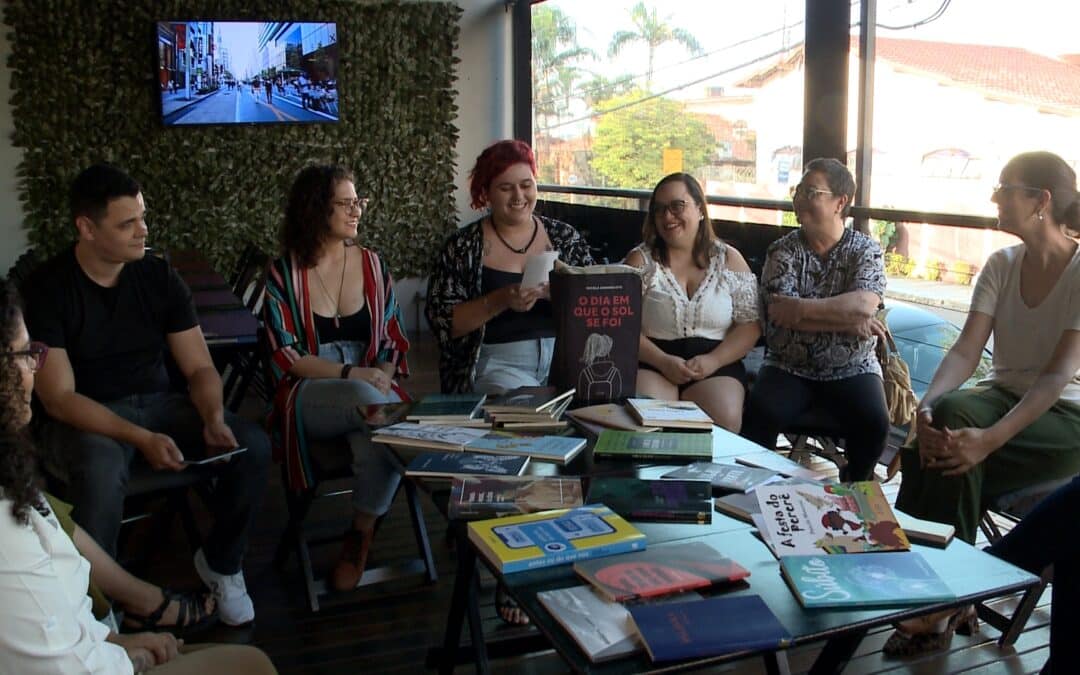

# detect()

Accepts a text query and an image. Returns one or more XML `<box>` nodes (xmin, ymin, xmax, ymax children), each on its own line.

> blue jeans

<box><xmin>41</xmin><ymin>392</ymin><xmax>272</xmax><ymax>575</ymax></box>
<box><xmin>474</xmin><ymin>337</ymin><xmax>555</xmax><ymax>395</ymax></box>
<box><xmin>297</xmin><ymin>341</ymin><xmax>402</xmax><ymax>516</ymax></box>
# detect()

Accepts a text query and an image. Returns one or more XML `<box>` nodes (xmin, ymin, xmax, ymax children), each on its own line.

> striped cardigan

<box><xmin>262</xmin><ymin>247</ymin><xmax>410</xmax><ymax>491</ymax></box>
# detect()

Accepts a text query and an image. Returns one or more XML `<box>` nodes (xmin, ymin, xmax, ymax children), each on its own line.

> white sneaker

<box><xmin>194</xmin><ymin>548</ymin><xmax>255</xmax><ymax>626</ymax></box>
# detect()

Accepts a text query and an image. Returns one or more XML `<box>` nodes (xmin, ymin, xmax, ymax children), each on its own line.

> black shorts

<box><xmin>639</xmin><ymin>336</ymin><xmax>748</xmax><ymax>393</ymax></box>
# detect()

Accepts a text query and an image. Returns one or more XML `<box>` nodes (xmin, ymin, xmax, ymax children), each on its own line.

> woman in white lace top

<box><xmin>624</xmin><ymin>173</ymin><xmax>761</xmax><ymax>431</ymax></box>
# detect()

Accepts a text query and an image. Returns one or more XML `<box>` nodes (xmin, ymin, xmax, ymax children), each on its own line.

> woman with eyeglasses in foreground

<box><xmin>263</xmin><ymin>164</ymin><xmax>410</xmax><ymax>592</ymax></box>
<box><xmin>426</xmin><ymin>140</ymin><xmax>593</xmax><ymax>396</ymax></box>
<box><xmin>887</xmin><ymin>151</ymin><xmax>1080</xmax><ymax>658</ymax></box>
<box><xmin>0</xmin><ymin>283</ymin><xmax>275</xmax><ymax>674</ymax></box>
<box><xmin>741</xmin><ymin>157</ymin><xmax>890</xmax><ymax>481</ymax></box>
<box><xmin>623</xmin><ymin>173</ymin><xmax>760</xmax><ymax>430</ymax></box>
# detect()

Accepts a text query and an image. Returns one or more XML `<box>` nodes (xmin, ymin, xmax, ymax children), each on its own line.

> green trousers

<box><xmin>896</xmin><ymin>385</ymin><xmax>1080</xmax><ymax>543</ymax></box>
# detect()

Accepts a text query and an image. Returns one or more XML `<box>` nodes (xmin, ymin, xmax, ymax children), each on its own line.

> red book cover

<box><xmin>573</xmin><ymin>541</ymin><xmax>750</xmax><ymax>602</ymax></box>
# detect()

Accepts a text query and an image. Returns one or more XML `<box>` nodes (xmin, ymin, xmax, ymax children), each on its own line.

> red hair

<box><xmin>468</xmin><ymin>140</ymin><xmax>537</xmax><ymax>209</ymax></box>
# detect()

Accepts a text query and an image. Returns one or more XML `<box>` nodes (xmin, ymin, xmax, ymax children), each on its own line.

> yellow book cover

<box><xmin>467</xmin><ymin>505</ymin><xmax>646</xmax><ymax>573</ymax></box>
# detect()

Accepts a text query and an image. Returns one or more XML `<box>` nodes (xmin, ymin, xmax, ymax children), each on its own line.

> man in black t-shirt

<box><xmin>24</xmin><ymin>164</ymin><xmax>271</xmax><ymax>627</ymax></box>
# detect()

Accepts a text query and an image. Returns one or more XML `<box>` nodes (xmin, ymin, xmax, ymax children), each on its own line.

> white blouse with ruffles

<box><xmin>633</xmin><ymin>241</ymin><xmax>759</xmax><ymax>341</ymax></box>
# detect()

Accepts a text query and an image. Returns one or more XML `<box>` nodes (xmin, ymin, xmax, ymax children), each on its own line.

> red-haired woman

<box><xmin>426</xmin><ymin>140</ymin><xmax>593</xmax><ymax>394</ymax></box>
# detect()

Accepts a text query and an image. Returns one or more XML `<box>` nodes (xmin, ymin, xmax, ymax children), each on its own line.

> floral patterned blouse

<box><xmin>760</xmin><ymin>227</ymin><xmax>886</xmax><ymax>380</ymax></box>
<box><xmin>634</xmin><ymin>240</ymin><xmax>759</xmax><ymax>340</ymax></box>
<box><xmin>425</xmin><ymin>215</ymin><xmax>593</xmax><ymax>393</ymax></box>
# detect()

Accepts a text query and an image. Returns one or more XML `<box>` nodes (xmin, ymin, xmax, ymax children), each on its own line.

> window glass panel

<box><xmin>532</xmin><ymin>0</ymin><xmax>805</xmax><ymax>222</ymax></box>
<box><xmin>854</xmin><ymin>0</ymin><xmax>1080</xmax><ymax>301</ymax></box>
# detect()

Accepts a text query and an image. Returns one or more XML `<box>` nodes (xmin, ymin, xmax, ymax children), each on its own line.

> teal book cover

<box><xmin>629</xmin><ymin>594</ymin><xmax>791</xmax><ymax>662</ymax></box>
<box><xmin>587</xmin><ymin>477</ymin><xmax>712</xmax><ymax>524</ymax></box>
<box><xmin>594</xmin><ymin>430</ymin><xmax>712</xmax><ymax>461</ymax></box>
<box><xmin>407</xmin><ymin>393</ymin><xmax>486</xmax><ymax>419</ymax></box>
<box><xmin>780</xmin><ymin>551</ymin><xmax>954</xmax><ymax>608</ymax></box>
<box><xmin>464</xmin><ymin>433</ymin><xmax>586</xmax><ymax>464</ymax></box>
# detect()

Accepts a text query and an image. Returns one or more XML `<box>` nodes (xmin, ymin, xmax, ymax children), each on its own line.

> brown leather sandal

<box><xmin>882</xmin><ymin>605</ymin><xmax>977</xmax><ymax>659</ymax></box>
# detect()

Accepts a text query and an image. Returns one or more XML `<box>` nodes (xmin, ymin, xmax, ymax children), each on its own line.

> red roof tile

<box><xmin>872</xmin><ymin>37</ymin><xmax>1080</xmax><ymax>111</ymax></box>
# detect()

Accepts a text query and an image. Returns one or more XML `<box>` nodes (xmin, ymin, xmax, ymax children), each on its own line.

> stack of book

<box><xmin>564</xmin><ymin>403</ymin><xmax>659</xmax><ymax>436</ymax></box>
<box><xmin>593</xmin><ymin>429</ymin><xmax>713</xmax><ymax>462</ymax></box>
<box><xmin>751</xmin><ymin>481</ymin><xmax>955</xmax><ymax>608</ymax></box>
<box><xmin>537</xmin><ymin>541</ymin><xmax>789</xmax><ymax>664</ymax></box>
<box><xmin>372</xmin><ymin>423</ymin><xmax>586</xmax><ymax>464</ymax></box>
<box><xmin>448</xmin><ymin>476</ymin><xmax>584</xmax><ymax>519</ymax></box>
<box><xmin>625</xmin><ymin>398</ymin><xmax>713</xmax><ymax>431</ymax></box>
<box><xmin>586</xmin><ymin>477</ymin><xmax>712</xmax><ymax>524</ymax></box>
<box><xmin>482</xmin><ymin>386</ymin><xmax>576</xmax><ymax>430</ymax></box>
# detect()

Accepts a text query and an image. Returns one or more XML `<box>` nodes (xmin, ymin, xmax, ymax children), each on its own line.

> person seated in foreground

<box><xmin>741</xmin><ymin>157</ymin><xmax>889</xmax><ymax>481</ymax></box>
<box><xmin>886</xmin><ymin>151</ymin><xmax>1080</xmax><ymax>656</ymax></box>
<box><xmin>425</xmin><ymin>139</ymin><xmax>593</xmax><ymax>394</ymax></box>
<box><xmin>44</xmin><ymin>491</ymin><xmax>217</xmax><ymax>634</ymax></box>
<box><xmin>987</xmin><ymin>474</ymin><xmax>1080</xmax><ymax>674</ymax></box>
<box><xmin>24</xmin><ymin>164</ymin><xmax>272</xmax><ymax>626</ymax></box>
<box><xmin>263</xmin><ymin>164</ymin><xmax>410</xmax><ymax>592</ymax></box>
<box><xmin>624</xmin><ymin>172</ymin><xmax>760</xmax><ymax>431</ymax></box>
<box><xmin>0</xmin><ymin>281</ymin><xmax>276</xmax><ymax>675</ymax></box>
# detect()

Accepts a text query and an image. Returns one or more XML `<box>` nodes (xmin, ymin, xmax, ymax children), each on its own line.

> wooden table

<box><xmin>430</xmin><ymin>426</ymin><xmax>1041</xmax><ymax>675</ymax></box>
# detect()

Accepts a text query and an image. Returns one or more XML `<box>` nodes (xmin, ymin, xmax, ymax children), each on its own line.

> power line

<box><xmin>537</xmin><ymin>42</ymin><xmax>803</xmax><ymax>134</ymax></box>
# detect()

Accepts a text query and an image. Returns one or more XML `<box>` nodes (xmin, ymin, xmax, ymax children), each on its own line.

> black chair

<box><xmin>220</xmin><ymin>248</ymin><xmax>270</xmax><ymax>412</ymax></box>
<box><xmin>272</xmin><ymin>439</ymin><xmax>438</xmax><ymax>612</ymax></box>
<box><xmin>784</xmin><ymin>405</ymin><xmax>851</xmax><ymax>478</ymax></box>
<box><xmin>259</xmin><ymin>331</ymin><xmax>437</xmax><ymax>612</ymax></box>
<box><xmin>975</xmin><ymin>475</ymin><xmax>1073</xmax><ymax>647</ymax></box>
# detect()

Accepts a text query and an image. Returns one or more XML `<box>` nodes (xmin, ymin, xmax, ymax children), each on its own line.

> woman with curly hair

<box><xmin>0</xmin><ymin>282</ymin><xmax>275</xmax><ymax>673</ymax></box>
<box><xmin>263</xmin><ymin>164</ymin><xmax>410</xmax><ymax>592</ymax></box>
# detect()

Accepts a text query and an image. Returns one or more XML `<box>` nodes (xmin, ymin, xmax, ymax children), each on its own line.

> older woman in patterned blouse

<box><xmin>425</xmin><ymin>140</ymin><xmax>593</xmax><ymax>394</ymax></box>
<box><xmin>624</xmin><ymin>173</ymin><xmax>761</xmax><ymax>431</ymax></box>
<box><xmin>741</xmin><ymin>158</ymin><xmax>889</xmax><ymax>481</ymax></box>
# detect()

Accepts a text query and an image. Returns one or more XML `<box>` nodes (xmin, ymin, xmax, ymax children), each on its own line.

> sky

<box><xmin>540</xmin><ymin>0</ymin><xmax>1080</xmax><ymax>109</ymax></box>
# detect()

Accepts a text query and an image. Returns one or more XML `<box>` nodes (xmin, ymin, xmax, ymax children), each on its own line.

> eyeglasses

<box><xmin>333</xmin><ymin>198</ymin><xmax>369</xmax><ymax>212</ymax></box>
<box><xmin>6</xmin><ymin>341</ymin><xmax>48</xmax><ymax>372</ymax></box>
<box><xmin>992</xmin><ymin>183</ymin><xmax>1042</xmax><ymax>198</ymax></box>
<box><xmin>792</xmin><ymin>185</ymin><xmax>835</xmax><ymax>201</ymax></box>
<box><xmin>651</xmin><ymin>200</ymin><xmax>689</xmax><ymax>217</ymax></box>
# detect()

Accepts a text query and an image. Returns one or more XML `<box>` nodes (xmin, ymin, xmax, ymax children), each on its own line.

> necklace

<box><xmin>491</xmin><ymin>216</ymin><xmax>538</xmax><ymax>255</ymax></box>
<box><xmin>313</xmin><ymin>246</ymin><xmax>348</xmax><ymax>328</ymax></box>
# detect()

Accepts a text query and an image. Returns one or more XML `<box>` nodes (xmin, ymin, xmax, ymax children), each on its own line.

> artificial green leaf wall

<box><xmin>4</xmin><ymin>0</ymin><xmax>461</xmax><ymax>278</ymax></box>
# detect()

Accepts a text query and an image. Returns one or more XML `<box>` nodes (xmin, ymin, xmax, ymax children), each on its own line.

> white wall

<box><xmin>0</xmin><ymin>1</ymin><xmax>515</xmax><ymax>334</ymax></box>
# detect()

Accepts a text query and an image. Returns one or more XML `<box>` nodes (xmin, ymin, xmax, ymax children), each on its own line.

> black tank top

<box><xmin>480</xmin><ymin>267</ymin><xmax>555</xmax><ymax>344</ymax></box>
<box><xmin>314</xmin><ymin>304</ymin><xmax>372</xmax><ymax>347</ymax></box>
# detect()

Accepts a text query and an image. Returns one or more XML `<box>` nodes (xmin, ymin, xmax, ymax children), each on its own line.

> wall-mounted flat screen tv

<box><xmin>156</xmin><ymin>21</ymin><xmax>339</xmax><ymax>126</ymax></box>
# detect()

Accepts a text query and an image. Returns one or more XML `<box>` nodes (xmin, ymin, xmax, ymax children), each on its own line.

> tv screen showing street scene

<box><xmin>157</xmin><ymin>21</ymin><xmax>339</xmax><ymax>126</ymax></box>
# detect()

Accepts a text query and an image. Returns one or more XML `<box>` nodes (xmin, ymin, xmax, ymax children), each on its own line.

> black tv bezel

<box><xmin>154</xmin><ymin>18</ymin><xmax>341</xmax><ymax>129</ymax></box>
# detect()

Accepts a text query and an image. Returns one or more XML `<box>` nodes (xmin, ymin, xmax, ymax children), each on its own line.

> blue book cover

<box><xmin>464</xmin><ymin>433</ymin><xmax>587</xmax><ymax>464</ymax></box>
<box><xmin>780</xmin><ymin>551</ymin><xmax>954</xmax><ymax>608</ymax></box>
<box><xmin>629</xmin><ymin>594</ymin><xmax>791</xmax><ymax>662</ymax></box>
<box><xmin>404</xmin><ymin>451</ymin><xmax>529</xmax><ymax>480</ymax></box>
<box><xmin>468</xmin><ymin>505</ymin><xmax>646</xmax><ymax>573</ymax></box>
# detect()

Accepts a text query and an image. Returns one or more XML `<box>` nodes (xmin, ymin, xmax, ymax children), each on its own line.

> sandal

<box><xmin>882</xmin><ymin>605</ymin><xmax>977</xmax><ymax>659</ymax></box>
<box><xmin>495</xmin><ymin>584</ymin><xmax>529</xmax><ymax>626</ymax></box>
<box><xmin>122</xmin><ymin>588</ymin><xmax>218</xmax><ymax>635</ymax></box>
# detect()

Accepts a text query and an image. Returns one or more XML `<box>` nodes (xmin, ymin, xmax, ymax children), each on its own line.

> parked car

<box><xmin>884</xmin><ymin>300</ymin><xmax>992</xmax><ymax>399</ymax></box>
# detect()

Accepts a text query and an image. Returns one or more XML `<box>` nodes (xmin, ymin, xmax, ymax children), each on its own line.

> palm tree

<box><xmin>607</xmin><ymin>2</ymin><xmax>703</xmax><ymax>91</ymax></box>
<box><xmin>532</xmin><ymin>5</ymin><xmax>595</xmax><ymax>133</ymax></box>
